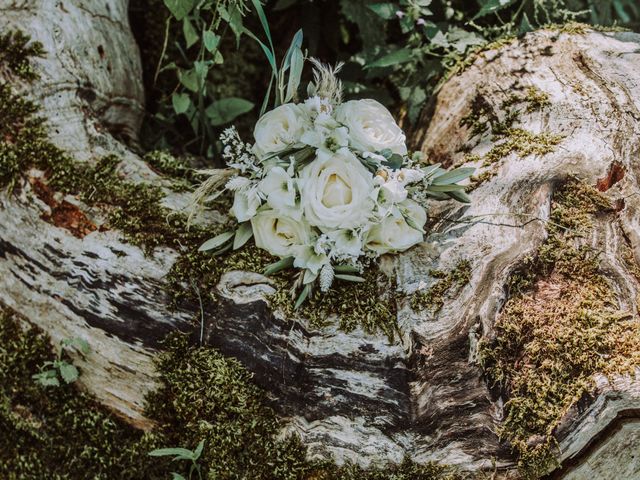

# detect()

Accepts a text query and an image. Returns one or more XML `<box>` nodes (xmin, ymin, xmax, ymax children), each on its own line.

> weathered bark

<box><xmin>1</xmin><ymin>1</ymin><xmax>640</xmax><ymax>478</ymax></box>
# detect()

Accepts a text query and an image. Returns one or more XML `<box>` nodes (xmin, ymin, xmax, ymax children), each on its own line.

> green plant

<box><xmin>32</xmin><ymin>337</ymin><xmax>90</xmax><ymax>387</ymax></box>
<box><xmin>155</xmin><ymin>0</ymin><xmax>257</xmax><ymax>156</ymax></box>
<box><xmin>149</xmin><ymin>440</ymin><xmax>205</xmax><ymax>480</ymax></box>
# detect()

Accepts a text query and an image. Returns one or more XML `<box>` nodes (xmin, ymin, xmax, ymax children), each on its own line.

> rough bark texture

<box><xmin>1</xmin><ymin>1</ymin><xmax>640</xmax><ymax>478</ymax></box>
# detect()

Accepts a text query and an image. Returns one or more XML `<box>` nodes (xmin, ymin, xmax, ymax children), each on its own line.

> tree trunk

<box><xmin>1</xmin><ymin>2</ymin><xmax>640</xmax><ymax>478</ymax></box>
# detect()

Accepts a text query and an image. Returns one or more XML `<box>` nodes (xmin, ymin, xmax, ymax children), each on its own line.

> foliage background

<box><xmin>129</xmin><ymin>0</ymin><xmax>639</xmax><ymax>161</ymax></box>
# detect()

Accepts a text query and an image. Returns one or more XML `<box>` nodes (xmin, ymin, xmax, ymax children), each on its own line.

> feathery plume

<box><xmin>308</xmin><ymin>58</ymin><xmax>344</xmax><ymax>105</ymax></box>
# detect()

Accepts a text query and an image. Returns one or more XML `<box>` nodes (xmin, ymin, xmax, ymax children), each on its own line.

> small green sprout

<box><xmin>32</xmin><ymin>337</ymin><xmax>90</xmax><ymax>387</ymax></box>
<box><xmin>148</xmin><ymin>440</ymin><xmax>205</xmax><ymax>480</ymax></box>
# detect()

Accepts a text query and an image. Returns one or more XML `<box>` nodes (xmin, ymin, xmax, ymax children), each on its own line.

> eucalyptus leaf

<box><xmin>427</xmin><ymin>183</ymin><xmax>467</xmax><ymax>192</ymax></box>
<box><xmin>431</xmin><ymin>167</ymin><xmax>475</xmax><ymax>185</ymax></box>
<box><xmin>294</xmin><ymin>284</ymin><xmax>312</xmax><ymax>309</ymax></box>
<box><xmin>148</xmin><ymin>447</ymin><xmax>195</xmax><ymax>460</ymax></box>
<box><xmin>334</xmin><ymin>264</ymin><xmax>360</xmax><ymax>274</ymax></box>
<box><xmin>334</xmin><ymin>274</ymin><xmax>366</xmax><ymax>283</ymax></box>
<box><xmin>285</xmin><ymin>47</ymin><xmax>304</xmax><ymax>102</ymax></box>
<box><xmin>233</xmin><ymin>223</ymin><xmax>253</xmax><ymax>250</ymax></box>
<box><xmin>263</xmin><ymin>257</ymin><xmax>294</xmax><ymax>276</ymax></box>
<box><xmin>199</xmin><ymin>231</ymin><xmax>234</xmax><ymax>251</ymax></box>
<box><xmin>447</xmin><ymin>189</ymin><xmax>472</xmax><ymax>203</ymax></box>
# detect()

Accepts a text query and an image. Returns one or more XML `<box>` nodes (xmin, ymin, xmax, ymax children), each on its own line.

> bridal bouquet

<box><xmin>193</xmin><ymin>61</ymin><xmax>473</xmax><ymax>307</ymax></box>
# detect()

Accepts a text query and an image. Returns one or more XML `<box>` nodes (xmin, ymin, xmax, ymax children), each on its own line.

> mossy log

<box><xmin>1</xmin><ymin>2</ymin><xmax>640</xmax><ymax>478</ymax></box>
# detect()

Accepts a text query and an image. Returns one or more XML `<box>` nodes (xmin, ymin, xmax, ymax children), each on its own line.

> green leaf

<box><xmin>182</xmin><ymin>18</ymin><xmax>199</xmax><ymax>48</ymax></box>
<box><xmin>171</xmin><ymin>474</ymin><xmax>187</xmax><ymax>480</ymax></box>
<box><xmin>367</xmin><ymin>48</ymin><xmax>413</xmax><ymax>69</ymax></box>
<box><xmin>432</xmin><ymin>167</ymin><xmax>475</xmax><ymax>185</ymax></box>
<box><xmin>368</xmin><ymin>3</ymin><xmax>398</xmax><ymax>20</ymax></box>
<box><xmin>193</xmin><ymin>440</ymin><xmax>205</xmax><ymax>460</ymax></box>
<box><xmin>59</xmin><ymin>362</ymin><xmax>79</xmax><ymax>384</ymax></box>
<box><xmin>472</xmin><ymin>0</ymin><xmax>517</xmax><ymax>20</ymax></box>
<box><xmin>264</xmin><ymin>257</ymin><xmax>294</xmax><ymax>276</ymax></box>
<box><xmin>294</xmin><ymin>284</ymin><xmax>312</xmax><ymax>310</ymax></box>
<box><xmin>334</xmin><ymin>274</ymin><xmax>366</xmax><ymax>283</ymax></box>
<box><xmin>199</xmin><ymin>231</ymin><xmax>234</xmax><ymax>251</ymax></box>
<box><xmin>203</xmin><ymin>31</ymin><xmax>220</xmax><ymax>52</ymax></box>
<box><xmin>163</xmin><ymin>0</ymin><xmax>195</xmax><ymax>20</ymax></box>
<box><xmin>334</xmin><ymin>264</ymin><xmax>360</xmax><ymax>274</ymax></box>
<box><xmin>285</xmin><ymin>47</ymin><xmax>304</xmax><ymax>102</ymax></box>
<box><xmin>218</xmin><ymin>4</ymin><xmax>244</xmax><ymax>44</ymax></box>
<box><xmin>33</xmin><ymin>370</ymin><xmax>60</xmax><ymax>387</ymax></box>
<box><xmin>382</xmin><ymin>153</ymin><xmax>404</xmax><ymax>170</ymax></box>
<box><xmin>233</xmin><ymin>223</ymin><xmax>253</xmax><ymax>250</ymax></box>
<box><xmin>427</xmin><ymin>184</ymin><xmax>467</xmax><ymax>192</ymax></box>
<box><xmin>172</xmin><ymin>93</ymin><xmax>191</xmax><ymax>114</ymax></box>
<box><xmin>148</xmin><ymin>447</ymin><xmax>194</xmax><ymax>460</ymax></box>
<box><xmin>282</xmin><ymin>29</ymin><xmax>304</xmax><ymax>71</ymax></box>
<box><xmin>251</xmin><ymin>0</ymin><xmax>275</xmax><ymax>52</ymax></box>
<box><xmin>518</xmin><ymin>12</ymin><xmax>533</xmax><ymax>35</ymax></box>
<box><xmin>206</xmin><ymin>97</ymin><xmax>254</xmax><ymax>126</ymax></box>
<box><xmin>447</xmin><ymin>189</ymin><xmax>472</xmax><ymax>203</ymax></box>
<box><xmin>178</xmin><ymin>68</ymin><xmax>199</xmax><ymax>92</ymax></box>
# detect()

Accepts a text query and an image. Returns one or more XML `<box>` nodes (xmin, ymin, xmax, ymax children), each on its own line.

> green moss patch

<box><xmin>479</xmin><ymin>180</ymin><xmax>640</xmax><ymax>478</ymax></box>
<box><xmin>0</xmin><ymin>307</ymin><xmax>466</xmax><ymax>479</ymax></box>
<box><xmin>0</xmin><ymin>30</ymin><xmax>44</xmax><ymax>81</ymax></box>
<box><xmin>460</xmin><ymin>87</ymin><xmax>560</xmax><ymax>191</ymax></box>
<box><xmin>0</xmin><ymin>309</ymin><xmax>167</xmax><ymax>479</ymax></box>
<box><xmin>411</xmin><ymin>260</ymin><xmax>472</xmax><ymax>314</ymax></box>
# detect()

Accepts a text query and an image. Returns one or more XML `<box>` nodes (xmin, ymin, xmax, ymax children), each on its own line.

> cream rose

<box><xmin>251</xmin><ymin>209</ymin><xmax>313</xmax><ymax>258</ymax></box>
<box><xmin>335</xmin><ymin>99</ymin><xmax>407</xmax><ymax>155</ymax></box>
<box><xmin>299</xmin><ymin>148</ymin><xmax>375</xmax><ymax>230</ymax></box>
<box><xmin>253</xmin><ymin>103</ymin><xmax>308</xmax><ymax>159</ymax></box>
<box><xmin>366</xmin><ymin>199</ymin><xmax>426</xmax><ymax>254</ymax></box>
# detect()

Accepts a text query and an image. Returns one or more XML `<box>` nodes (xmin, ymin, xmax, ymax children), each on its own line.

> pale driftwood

<box><xmin>1</xmin><ymin>1</ymin><xmax>640</xmax><ymax>477</ymax></box>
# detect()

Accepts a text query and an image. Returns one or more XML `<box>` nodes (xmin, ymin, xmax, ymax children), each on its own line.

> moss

<box><xmin>145</xmin><ymin>333</ymin><xmax>310</xmax><ymax>480</ymax></box>
<box><xmin>1</xmin><ymin>307</ymin><xmax>466</xmax><ymax>479</ymax></box>
<box><xmin>0</xmin><ymin>31</ymin><xmax>44</xmax><ymax>80</ymax></box>
<box><xmin>274</xmin><ymin>265</ymin><xmax>400</xmax><ymax>340</ymax></box>
<box><xmin>411</xmin><ymin>260</ymin><xmax>472</xmax><ymax>314</ymax></box>
<box><xmin>481</xmin><ymin>129</ymin><xmax>562</xmax><ymax>167</ymax></box>
<box><xmin>0</xmin><ymin>309</ymin><xmax>167</xmax><ymax>479</ymax></box>
<box><xmin>546</xmin><ymin>21</ymin><xmax>630</xmax><ymax>34</ymax></box>
<box><xmin>479</xmin><ymin>180</ymin><xmax>640</xmax><ymax>478</ymax></box>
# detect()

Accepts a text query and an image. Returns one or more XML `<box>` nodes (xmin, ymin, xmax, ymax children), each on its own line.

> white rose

<box><xmin>335</xmin><ymin>99</ymin><xmax>407</xmax><ymax>155</ymax></box>
<box><xmin>253</xmin><ymin>103</ymin><xmax>309</xmax><ymax>159</ymax></box>
<box><xmin>231</xmin><ymin>186</ymin><xmax>261</xmax><ymax>222</ymax></box>
<box><xmin>251</xmin><ymin>209</ymin><xmax>313</xmax><ymax>258</ymax></box>
<box><xmin>258</xmin><ymin>166</ymin><xmax>302</xmax><ymax>220</ymax></box>
<box><xmin>299</xmin><ymin>148</ymin><xmax>375</xmax><ymax>230</ymax></box>
<box><xmin>366</xmin><ymin>199</ymin><xmax>427</xmax><ymax>254</ymax></box>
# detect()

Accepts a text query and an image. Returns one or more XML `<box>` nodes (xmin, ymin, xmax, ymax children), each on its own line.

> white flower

<box><xmin>299</xmin><ymin>148</ymin><xmax>375</xmax><ymax>230</ymax></box>
<box><xmin>231</xmin><ymin>186</ymin><xmax>261</xmax><ymax>222</ymax></box>
<box><xmin>251</xmin><ymin>209</ymin><xmax>313</xmax><ymax>258</ymax></box>
<box><xmin>303</xmin><ymin>95</ymin><xmax>333</xmax><ymax>117</ymax></box>
<box><xmin>258</xmin><ymin>166</ymin><xmax>302</xmax><ymax>220</ymax></box>
<box><xmin>253</xmin><ymin>103</ymin><xmax>309</xmax><ymax>159</ymax></box>
<box><xmin>335</xmin><ymin>99</ymin><xmax>407</xmax><ymax>155</ymax></box>
<box><xmin>366</xmin><ymin>199</ymin><xmax>427</xmax><ymax>254</ymax></box>
<box><xmin>327</xmin><ymin>229</ymin><xmax>364</xmax><ymax>261</ymax></box>
<box><xmin>293</xmin><ymin>246</ymin><xmax>329</xmax><ymax>275</ymax></box>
